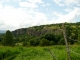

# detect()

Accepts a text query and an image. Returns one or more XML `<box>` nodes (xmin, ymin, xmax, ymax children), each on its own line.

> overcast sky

<box><xmin>0</xmin><ymin>0</ymin><xmax>80</xmax><ymax>31</ymax></box>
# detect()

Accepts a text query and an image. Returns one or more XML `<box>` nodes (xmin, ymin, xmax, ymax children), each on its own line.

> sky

<box><xmin>0</xmin><ymin>0</ymin><xmax>80</xmax><ymax>31</ymax></box>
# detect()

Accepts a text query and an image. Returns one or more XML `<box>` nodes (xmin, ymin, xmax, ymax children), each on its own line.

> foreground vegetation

<box><xmin>0</xmin><ymin>22</ymin><xmax>80</xmax><ymax>60</ymax></box>
<box><xmin>0</xmin><ymin>45</ymin><xmax>80</xmax><ymax>60</ymax></box>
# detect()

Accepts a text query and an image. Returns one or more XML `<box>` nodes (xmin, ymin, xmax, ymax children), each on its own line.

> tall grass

<box><xmin>0</xmin><ymin>45</ymin><xmax>80</xmax><ymax>60</ymax></box>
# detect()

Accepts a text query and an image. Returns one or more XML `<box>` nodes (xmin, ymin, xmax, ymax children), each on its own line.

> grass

<box><xmin>0</xmin><ymin>45</ymin><xmax>80</xmax><ymax>60</ymax></box>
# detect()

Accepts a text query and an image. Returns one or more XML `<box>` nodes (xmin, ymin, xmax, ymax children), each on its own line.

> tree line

<box><xmin>0</xmin><ymin>22</ymin><xmax>80</xmax><ymax>46</ymax></box>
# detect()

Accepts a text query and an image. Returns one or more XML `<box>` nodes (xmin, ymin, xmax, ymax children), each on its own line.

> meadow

<box><xmin>0</xmin><ymin>45</ymin><xmax>80</xmax><ymax>60</ymax></box>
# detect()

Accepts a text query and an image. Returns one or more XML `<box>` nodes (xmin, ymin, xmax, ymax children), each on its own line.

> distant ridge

<box><xmin>0</xmin><ymin>30</ymin><xmax>6</xmax><ymax>33</ymax></box>
<box><xmin>12</xmin><ymin>22</ymin><xmax>80</xmax><ymax>36</ymax></box>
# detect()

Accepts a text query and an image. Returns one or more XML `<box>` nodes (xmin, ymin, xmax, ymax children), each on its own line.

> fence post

<box><xmin>62</xmin><ymin>23</ymin><xmax>71</xmax><ymax>60</ymax></box>
<box><xmin>78</xmin><ymin>27</ymin><xmax>80</xmax><ymax>44</ymax></box>
<box><xmin>47</xmin><ymin>48</ymin><xmax>58</xmax><ymax>60</ymax></box>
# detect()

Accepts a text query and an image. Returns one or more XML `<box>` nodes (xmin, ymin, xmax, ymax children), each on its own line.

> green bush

<box><xmin>39</xmin><ymin>38</ymin><xmax>50</xmax><ymax>46</ymax></box>
<box><xmin>22</xmin><ymin>42</ymin><xmax>30</xmax><ymax>47</ymax></box>
<box><xmin>29</xmin><ymin>38</ymin><xmax>39</xmax><ymax>46</ymax></box>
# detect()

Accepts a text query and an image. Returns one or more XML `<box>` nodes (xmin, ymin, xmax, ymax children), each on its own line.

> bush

<box><xmin>39</xmin><ymin>38</ymin><xmax>50</xmax><ymax>46</ymax></box>
<box><xmin>29</xmin><ymin>38</ymin><xmax>39</xmax><ymax>46</ymax></box>
<box><xmin>22</xmin><ymin>42</ymin><xmax>30</xmax><ymax>47</ymax></box>
<box><xmin>49</xmin><ymin>41</ymin><xmax>55</xmax><ymax>45</ymax></box>
<box><xmin>42</xmin><ymin>33</ymin><xmax>55</xmax><ymax>41</ymax></box>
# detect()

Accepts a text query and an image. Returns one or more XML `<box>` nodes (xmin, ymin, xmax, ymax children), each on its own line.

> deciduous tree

<box><xmin>3</xmin><ymin>30</ymin><xmax>14</xmax><ymax>46</ymax></box>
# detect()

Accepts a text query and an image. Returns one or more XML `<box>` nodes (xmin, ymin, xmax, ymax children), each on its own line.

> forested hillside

<box><xmin>0</xmin><ymin>22</ymin><xmax>80</xmax><ymax>46</ymax></box>
<box><xmin>12</xmin><ymin>22</ymin><xmax>80</xmax><ymax>36</ymax></box>
<box><xmin>11</xmin><ymin>22</ymin><xmax>80</xmax><ymax>46</ymax></box>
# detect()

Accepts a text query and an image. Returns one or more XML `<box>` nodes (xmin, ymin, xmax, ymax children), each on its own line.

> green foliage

<box><xmin>43</xmin><ymin>33</ymin><xmax>55</xmax><ymax>41</ymax></box>
<box><xmin>0</xmin><ymin>45</ymin><xmax>80</xmax><ymax>60</ymax></box>
<box><xmin>55</xmin><ymin>34</ymin><xmax>64</xmax><ymax>44</ymax></box>
<box><xmin>2</xmin><ymin>30</ymin><xmax>14</xmax><ymax>46</ymax></box>
<box><xmin>0</xmin><ymin>38</ymin><xmax>1</xmax><ymax>43</ymax></box>
<box><xmin>29</xmin><ymin>38</ymin><xmax>39</xmax><ymax>46</ymax></box>
<box><xmin>22</xmin><ymin>42</ymin><xmax>30</xmax><ymax>46</ymax></box>
<box><xmin>39</xmin><ymin>38</ymin><xmax>50</xmax><ymax>46</ymax></box>
<box><xmin>49</xmin><ymin>41</ymin><xmax>55</xmax><ymax>45</ymax></box>
<box><xmin>0</xmin><ymin>34</ymin><xmax>4</xmax><ymax>43</ymax></box>
<box><xmin>65</xmin><ymin>24</ymin><xmax>78</xmax><ymax>44</ymax></box>
<box><xmin>78</xmin><ymin>28</ymin><xmax>80</xmax><ymax>44</ymax></box>
<box><xmin>41</xmin><ymin>33</ymin><xmax>56</xmax><ymax>45</ymax></box>
<box><xmin>13</xmin><ymin>37</ymin><xmax>20</xmax><ymax>44</ymax></box>
<box><xmin>58</xmin><ymin>38</ymin><xmax>65</xmax><ymax>45</ymax></box>
<box><xmin>12</xmin><ymin>22</ymin><xmax>80</xmax><ymax>46</ymax></box>
<box><xmin>0</xmin><ymin>46</ymin><xmax>20</xmax><ymax>60</ymax></box>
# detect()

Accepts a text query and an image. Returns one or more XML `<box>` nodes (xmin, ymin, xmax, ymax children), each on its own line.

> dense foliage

<box><xmin>0</xmin><ymin>46</ymin><xmax>80</xmax><ymax>60</ymax></box>
<box><xmin>0</xmin><ymin>22</ymin><xmax>80</xmax><ymax>46</ymax></box>
<box><xmin>2</xmin><ymin>30</ymin><xmax>14</xmax><ymax>46</ymax></box>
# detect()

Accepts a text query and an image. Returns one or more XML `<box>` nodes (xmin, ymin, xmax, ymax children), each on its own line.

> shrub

<box><xmin>39</xmin><ymin>38</ymin><xmax>50</xmax><ymax>46</ymax></box>
<box><xmin>22</xmin><ymin>42</ymin><xmax>30</xmax><ymax>47</ymax></box>
<box><xmin>29</xmin><ymin>38</ymin><xmax>39</xmax><ymax>46</ymax></box>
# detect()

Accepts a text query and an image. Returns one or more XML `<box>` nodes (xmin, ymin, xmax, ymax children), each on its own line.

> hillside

<box><xmin>0</xmin><ymin>22</ymin><xmax>80</xmax><ymax>46</ymax></box>
<box><xmin>11</xmin><ymin>22</ymin><xmax>80</xmax><ymax>46</ymax></box>
<box><xmin>12</xmin><ymin>23</ymin><xmax>62</xmax><ymax>36</ymax></box>
<box><xmin>12</xmin><ymin>22</ymin><xmax>80</xmax><ymax>36</ymax></box>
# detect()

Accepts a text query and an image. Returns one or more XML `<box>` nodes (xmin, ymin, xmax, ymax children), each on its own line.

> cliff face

<box><xmin>12</xmin><ymin>22</ymin><xmax>80</xmax><ymax>37</ymax></box>
<box><xmin>12</xmin><ymin>24</ymin><xmax>62</xmax><ymax>36</ymax></box>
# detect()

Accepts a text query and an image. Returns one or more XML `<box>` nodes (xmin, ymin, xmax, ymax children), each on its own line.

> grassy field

<box><xmin>0</xmin><ymin>45</ymin><xmax>80</xmax><ymax>60</ymax></box>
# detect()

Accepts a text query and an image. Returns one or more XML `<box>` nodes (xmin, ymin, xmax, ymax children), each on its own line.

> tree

<box><xmin>42</xmin><ymin>33</ymin><xmax>55</xmax><ymax>41</ymax></box>
<box><xmin>78</xmin><ymin>28</ymin><xmax>80</xmax><ymax>43</ymax></box>
<box><xmin>0</xmin><ymin>36</ymin><xmax>2</xmax><ymax>42</ymax></box>
<box><xmin>29</xmin><ymin>38</ymin><xmax>39</xmax><ymax>46</ymax></box>
<box><xmin>39</xmin><ymin>38</ymin><xmax>50</xmax><ymax>46</ymax></box>
<box><xmin>3</xmin><ymin>30</ymin><xmax>14</xmax><ymax>46</ymax></box>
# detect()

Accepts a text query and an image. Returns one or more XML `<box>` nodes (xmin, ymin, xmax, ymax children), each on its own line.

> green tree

<box><xmin>39</xmin><ymin>38</ymin><xmax>50</xmax><ymax>46</ymax></box>
<box><xmin>78</xmin><ymin>28</ymin><xmax>80</xmax><ymax>42</ymax></box>
<box><xmin>0</xmin><ymin>36</ymin><xmax>2</xmax><ymax>42</ymax></box>
<box><xmin>42</xmin><ymin>33</ymin><xmax>55</xmax><ymax>41</ymax></box>
<box><xmin>3</xmin><ymin>30</ymin><xmax>14</xmax><ymax>46</ymax></box>
<box><xmin>29</xmin><ymin>38</ymin><xmax>39</xmax><ymax>46</ymax></box>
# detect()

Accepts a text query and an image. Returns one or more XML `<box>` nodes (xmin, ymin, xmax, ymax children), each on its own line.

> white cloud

<box><xmin>14</xmin><ymin>0</ymin><xmax>22</xmax><ymax>2</ymax></box>
<box><xmin>0</xmin><ymin>0</ymin><xmax>10</xmax><ymax>2</ymax></box>
<box><xmin>28</xmin><ymin>0</ymin><xmax>43</xmax><ymax>4</ymax></box>
<box><xmin>19</xmin><ymin>0</ymin><xmax>43</xmax><ymax>8</ymax></box>
<box><xmin>64</xmin><ymin>0</ymin><xmax>80</xmax><ymax>6</ymax></box>
<box><xmin>1</xmin><ymin>0</ymin><xmax>22</xmax><ymax>2</ymax></box>
<box><xmin>0</xmin><ymin>7</ymin><xmax>23</xmax><ymax>29</ymax></box>
<box><xmin>19</xmin><ymin>11</ymin><xmax>48</xmax><ymax>28</ymax></box>
<box><xmin>0</xmin><ymin>4</ymin><xmax>2</xmax><ymax>9</ymax></box>
<box><xmin>53</xmin><ymin>0</ymin><xmax>80</xmax><ymax>7</ymax></box>
<box><xmin>0</xmin><ymin>0</ymin><xmax>80</xmax><ymax>31</ymax></box>
<box><xmin>52</xmin><ymin>8</ymin><xmax>80</xmax><ymax>23</ymax></box>
<box><xmin>64</xmin><ymin>8</ymin><xmax>73</xmax><ymax>12</ymax></box>
<box><xmin>19</xmin><ymin>2</ymin><xmax>38</xmax><ymax>8</ymax></box>
<box><xmin>0</xmin><ymin>1</ymin><xmax>2</xmax><ymax>3</ymax></box>
<box><xmin>41</xmin><ymin>2</ymin><xmax>51</xmax><ymax>7</ymax></box>
<box><xmin>46</xmin><ymin>3</ymin><xmax>51</xmax><ymax>6</ymax></box>
<box><xmin>53</xmin><ymin>12</ymin><xmax>63</xmax><ymax>17</ymax></box>
<box><xmin>1</xmin><ymin>5</ymin><xmax>79</xmax><ymax>30</ymax></box>
<box><xmin>0</xmin><ymin>5</ymin><xmax>48</xmax><ymax>30</ymax></box>
<box><xmin>0</xmin><ymin>0</ymin><xmax>48</xmax><ymax>30</ymax></box>
<box><xmin>0</xmin><ymin>19</ymin><xmax>4</xmax><ymax>26</ymax></box>
<box><xmin>0</xmin><ymin>6</ymin><xmax>28</xmax><ymax>28</ymax></box>
<box><xmin>53</xmin><ymin>0</ymin><xmax>64</xmax><ymax>6</ymax></box>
